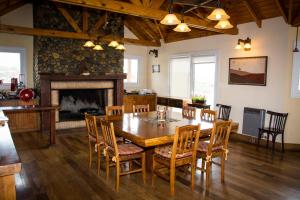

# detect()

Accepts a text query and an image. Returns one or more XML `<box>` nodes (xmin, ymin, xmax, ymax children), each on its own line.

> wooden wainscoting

<box><xmin>0</xmin><ymin>99</ymin><xmax>40</xmax><ymax>133</ymax></box>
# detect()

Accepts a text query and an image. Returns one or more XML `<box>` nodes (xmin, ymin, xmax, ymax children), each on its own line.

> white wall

<box><xmin>124</xmin><ymin>26</ymin><xmax>149</xmax><ymax>92</ymax></box>
<box><xmin>0</xmin><ymin>4</ymin><xmax>34</xmax><ymax>87</ymax></box>
<box><xmin>147</xmin><ymin>17</ymin><xmax>300</xmax><ymax>144</ymax></box>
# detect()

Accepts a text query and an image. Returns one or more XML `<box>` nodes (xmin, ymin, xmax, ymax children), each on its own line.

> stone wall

<box><xmin>33</xmin><ymin>1</ymin><xmax>124</xmax><ymax>90</ymax></box>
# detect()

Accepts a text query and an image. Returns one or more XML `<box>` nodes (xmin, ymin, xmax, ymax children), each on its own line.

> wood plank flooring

<box><xmin>12</xmin><ymin>129</ymin><xmax>300</xmax><ymax>200</ymax></box>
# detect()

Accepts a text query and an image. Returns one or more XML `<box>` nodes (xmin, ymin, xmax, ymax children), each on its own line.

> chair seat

<box><xmin>259</xmin><ymin>127</ymin><xmax>284</xmax><ymax>134</ymax></box>
<box><xmin>197</xmin><ymin>141</ymin><xmax>223</xmax><ymax>153</ymax></box>
<box><xmin>88</xmin><ymin>135</ymin><xmax>104</xmax><ymax>144</ymax></box>
<box><xmin>118</xmin><ymin>143</ymin><xmax>144</xmax><ymax>156</ymax></box>
<box><xmin>154</xmin><ymin>145</ymin><xmax>192</xmax><ymax>159</ymax></box>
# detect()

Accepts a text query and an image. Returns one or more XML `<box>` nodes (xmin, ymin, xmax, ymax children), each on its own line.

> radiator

<box><xmin>242</xmin><ymin>107</ymin><xmax>266</xmax><ymax>137</ymax></box>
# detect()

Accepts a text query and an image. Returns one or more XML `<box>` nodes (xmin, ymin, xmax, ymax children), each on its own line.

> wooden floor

<box><xmin>12</xmin><ymin>129</ymin><xmax>300</xmax><ymax>200</ymax></box>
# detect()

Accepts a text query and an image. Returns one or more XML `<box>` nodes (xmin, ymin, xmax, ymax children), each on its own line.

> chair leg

<box><xmin>129</xmin><ymin>160</ymin><xmax>133</xmax><ymax>171</ymax></box>
<box><xmin>266</xmin><ymin>133</ymin><xmax>270</xmax><ymax>149</ymax></box>
<box><xmin>170</xmin><ymin>163</ymin><xmax>175</xmax><ymax>196</ymax></box>
<box><xmin>221</xmin><ymin>155</ymin><xmax>225</xmax><ymax>183</ymax></box>
<box><xmin>106</xmin><ymin>154</ymin><xmax>110</xmax><ymax>180</ymax></box>
<box><xmin>272</xmin><ymin>134</ymin><xmax>277</xmax><ymax>153</ymax></box>
<box><xmin>152</xmin><ymin>157</ymin><xmax>157</xmax><ymax>187</ymax></box>
<box><xmin>202</xmin><ymin>158</ymin><xmax>206</xmax><ymax>172</ymax></box>
<box><xmin>88</xmin><ymin>142</ymin><xmax>92</xmax><ymax>169</ymax></box>
<box><xmin>191</xmin><ymin>161</ymin><xmax>196</xmax><ymax>192</ymax></box>
<box><xmin>142</xmin><ymin>153</ymin><xmax>146</xmax><ymax>184</ymax></box>
<box><xmin>257</xmin><ymin>130</ymin><xmax>262</xmax><ymax>148</ymax></box>
<box><xmin>206</xmin><ymin>161</ymin><xmax>211</xmax><ymax>188</ymax></box>
<box><xmin>281</xmin><ymin>134</ymin><xmax>285</xmax><ymax>153</ymax></box>
<box><xmin>115</xmin><ymin>159</ymin><xmax>120</xmax><ymax>192</ymax></box>
<box><xmin>97</xmin><ymin>146</ymin><xmax>101</xmax><ymax>176</ymax></box>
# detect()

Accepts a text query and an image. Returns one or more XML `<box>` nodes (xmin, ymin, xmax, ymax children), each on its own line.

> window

<box><xmin>124</xmin><ymin>56</ymin><xmax>139</xmax><ymax>84</ymax></box>
<box><xmin>291</xmin><ymin>50</ymin><xmax>300</xmax><ymax>98</ymax></box>
<box><xmin>0</xmin><ymin>47</ymin><xmax>26</xmax><ymax>86</ymax></box>
<box><xmin>169</xmin><ymin>53</ymin><xmax>217</xmax><ymax>106</ymax></box>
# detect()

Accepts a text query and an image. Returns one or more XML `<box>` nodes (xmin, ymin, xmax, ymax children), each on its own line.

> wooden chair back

<box><xmin>133</xmin><ymin>104</ymin><xmax>150</xmax><ymax>114</ymax></box>
<box><xmin>207</xmin><ymin>120</ymin><xmax>232</xmax><ymax>155</ymax></box>
<box><xmin>171</xmin><ymin>124</ymin><xmax>201</xmax><ymax>160</ymax></box>
<box><xmin>182</xmin><ymin>106</ymin><xmax>196</xmax><ymax>119</ymax></box>
<box><xmin>105</xmin><ymin>105</ymin><xmax>124</xmax><ymax>120</ymax></box>
<box><xmin>267</xmin><ymin>111</ymin><xmax>288</xmax><ymax>131</ymax></box>
<box><xmin>100</xmin><ymin>119</ymin><xmax>119</xmax><ymax>156</ymax></box>
<box><xmin>201</xmin><ymin>109</ymin><xmax>216</xmax><ymax>122</ymax></box>
<box><xmin>84</xmin><ymin>113</ymin><xmax>100</xmax><ymax>142</ymax></box>
<box><xmin>216</xmin><ymin>104</ymin><xmax>231</xmax><ymax>120</ymax></box>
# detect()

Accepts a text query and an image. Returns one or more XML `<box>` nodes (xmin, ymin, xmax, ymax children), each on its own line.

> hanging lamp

<box><xmin>160</xmin><ymin>0</ymin><xmax>180</xmax><ymax>25</ymax></box>
<box><xmin>116</xmin><ymin>43</ymin><xmax>126</xmax><ymax>50</ymax></box>
<box><xmin>207</xmin><ymin>0</ymin><xmax>230</xmax><ymax>21</ymax></box>
<box><xmin>293</xmin><ymin>26</ymin><xmax>299</xmax><ymax>52</ymax></box>
<box><xmin>215</xmin><ymin>19</ymin><xmax>233</xmax><ymax>29</ymax></box>
<box><xmin>173</xmin><ymin>8</ymin><xmax>191</xmax><ymax>32</ymax></box>
<box><xmin>83</xmin><ymin>40</ymin><xmax>95</xmax><ymax>47</ymax></box>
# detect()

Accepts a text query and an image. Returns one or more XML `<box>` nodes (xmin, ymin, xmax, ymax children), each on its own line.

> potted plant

<box><xmin>192</xmin><ymin>95</ymin><xmax>207</xmax><ymax>104</ymax></box>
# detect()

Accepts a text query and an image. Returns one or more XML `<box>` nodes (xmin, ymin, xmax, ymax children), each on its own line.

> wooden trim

<box><xmin>49</xmin><ymin>0</ymin><xmax>238</xmax><ymax>35</ymax></box>
<box><xmin>274</xmin><ymin>0</ymin><xmax>288</xmax><ymax>23</ymax></box>
<box><xmin>0</xmin><ymin>0</ymin><xmax>28</xmax><ymax>17</ymax></box>
<box><xmin>154</xmin><ymin>20</ymin><xmax>165</xmax><ymax>41</ymax></box>
<box><xmin>55</xmin><ymin>3</ymin><xmax>82</xmax><ymax>32</ymax></box>
<box><xmin>82</xmin><ymin>7</ymin><xmax>89</xmax><ymax>33</ymax></box>
<box><xmin>0</xmin><ymin>24</ymin><xmax>161</xmax><ymax>46</ymax></box>
<box><xmin>90</xmin><ymin>13</ymin><xmax>107</xmax><ymax>33</ymax></box>
<box><xmin>243</xmin><ymin>0</ymin><xmax>262</xmax><ymax>28</ymax></box>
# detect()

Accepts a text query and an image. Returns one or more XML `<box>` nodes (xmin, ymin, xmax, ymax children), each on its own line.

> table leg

<box><xmin>145</xmin><ymin>148</ymin><xmax>155</xmax><ymax>172</ymax></box>
<box><xmin>0</xmin><ymin>175</ymin><xmax>16</xmax><ymax>200</ymax></box>
<box><xmin>50</xmin><ymin>110</ymin><xmax>56</xmax><ymax>145</ymax></box>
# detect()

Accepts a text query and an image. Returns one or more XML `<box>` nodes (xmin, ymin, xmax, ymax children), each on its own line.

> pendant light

<box><xmin>83</xmin><ymin>40</ymin><xmax>95</xmax><ymax>47</ymax></box>
<box><xmin>93</xmin><ymin>44</ymin><xmax>104</xmax><ymax>51</ymax></box>
<box><xmin>173</xmin><ymin>8</ymin><xmax>191</xmax><ymax>32</ymax></box>
<box><xmin>160</xmin><ymin>0</ymin><xmax>180</xmax><ymax>25</ymax></box>
<box><xmin>109</xmin><ymin>40</ymin><xmax>119</xmax><ymax>48</ymax></box>
<box><xmin>293</xmin><ymin>26</ymin><xmax>299</xmax><ymax>52</ymax></box>
<box><xmin>215</xmin><ymin>19</ymin><xmax>233</xmax><ymax>29</ymax></box>
<box><xmin>116</xmin><ymin>43</ymin><xmax>126</xmax><ymax>50</ymax></box>
<box><xmin>207</xmin><ymin>0</ymin><xmax>230</xmax><ymax>21</ymax></box>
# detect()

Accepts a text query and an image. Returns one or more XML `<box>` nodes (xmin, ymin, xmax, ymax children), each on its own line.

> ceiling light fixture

<box><xmin>214</xmin><ymin>19</ymin><xmax>233</xmax><ymax>29</ymax></box>
<box><xmin>293</xmin><ymin>26</ymin><xmax>299</xmax><ymax>52</ymax></box>
<box><xmin>160</xmin><ymin>0</ymin><xmax>180</xmax><ymax>25</ymax></box>
<box><xmin>207</xmin><ymin>0</ymin><xmax>230</xmax><ymax>21</ymax></box>
<box><xmin>235</xmin><ymin>37</ymin><xmax>251</xmax><ymax>51</ymax></box>
<box><xmin>116</xmin><ymin>43</ymin><xmax>126</xmax><ymax>50</ymax></box>
<box><xmin>108</xmin><ymin>40</ymin><xmax>119</xmax><ymax>48</ymax></box>
<box><xmin>173</xmin><ymin>8</ymin><xmax>191</xmax><ymax>32</ymax></box>
<box><xmin>93</xmin><ymin>44</ymin><xmax>104</xmax><ymax>51</ymax></box>
<box><xmin>83</xmin><ymin>40</ymin><xmax>95</xmax><ymax>47</ymax></box>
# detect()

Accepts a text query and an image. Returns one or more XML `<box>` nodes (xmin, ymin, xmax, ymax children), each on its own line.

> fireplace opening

<box><xmin>59</xmin><ymin>89</ymin><xmax>107</xmax><ymax>121</ymax></box>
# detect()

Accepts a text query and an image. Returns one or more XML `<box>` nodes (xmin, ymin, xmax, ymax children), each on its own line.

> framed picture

<box><xmin>229</xmin><ymin>56</ymin><xmax>268</xmax><ymax>86</ymax></box>
<box><xmin>152</xmin><ymin>64</ymin><xmax>160</xmax><ymax>73</ymax></box>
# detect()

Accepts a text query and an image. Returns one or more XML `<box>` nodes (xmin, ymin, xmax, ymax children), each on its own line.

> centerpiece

<box><xmin>192</xmin><ymin>95</ymin><xmax>207</xmax><ymax>105</ymax></box>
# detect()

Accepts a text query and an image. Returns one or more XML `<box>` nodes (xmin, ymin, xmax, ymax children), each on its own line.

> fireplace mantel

<box><xmin>40</xmin><ymin>73</ymin><xmax>126</xmax><ymax>130</ymax></box>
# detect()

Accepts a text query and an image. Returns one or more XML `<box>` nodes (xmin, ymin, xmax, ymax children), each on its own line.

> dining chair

<box><xmin>133</xmin><ymin>104</ymin><xmax>150</xmax><ymax>114</ymax></box>
<box><xmin>105</xmin><ymin>105</ymin><xmax>124</xmax><ymax>120</ymax></box>
<box><xmin>197</xmin><ymin>120</ymin><xmax>232</xmax><ymax>188</ymax></box>
<box><xmin>182</xmin><ymin>106</ymin><xmax>196</xmax><ymax>119</ymax></box>
<box><xmin>216</xmin><ymin>104</ymin><xmax>231</xmax><ymax>120</ymax></box>
<box><xmin>152</xmin><ymin>124</ymin><xmax>201</xmax><ymax>196</ymax></box>
<box><xmin>257</xmin><ymin>111</ymin><xmax>288</xmax><ymax>153</ymax></box>
<box><xmin>84</xmin><ymin>113</ymin><xmax>103</xmax><ymax>175</ymax></box>
<box><xmin>200</xmin><ymin>109</ymin><xmax>216</xmax><ymax>122</ymax></box>
<box><xmin>100</xmin><ymin>119</ymin><xmax>146</xmax><ymax>192</ymax></box>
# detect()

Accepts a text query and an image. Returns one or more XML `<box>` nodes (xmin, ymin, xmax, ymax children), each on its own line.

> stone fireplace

<box><xmin>40</xmin><ymin>73</ymin><xmax>126</xmax><ymax>130</ymax></box>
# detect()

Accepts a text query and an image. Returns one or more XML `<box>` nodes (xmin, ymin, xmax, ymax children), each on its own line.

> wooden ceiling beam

<box><xmin>82</xmin><ymin>8</ymin><xmax>88</xmax><ymax>33</ymax></box>
<box><xmin>0</xmin><ymin>24</ymin><xmax>160</xmax><ymax>46</ymax></box>
<box><xmin>274</xmin><ymin>0</ymin><xmax>288</xmax><ymax>24</ymax></box>
<box><xmin>49</xmin><ymin>0</ymin><xmax>238</xmax><ymax>35</ymax></box>
<box><xmin>0</xmin><ymin>0</ymin><xmax>27</xmax><ymax>16</ymax></box>
<box><xmin>124</xmin><ymin>17</ymin><xmax>152</xmax><ymax>41</ymax></box>
<box><xmin>90</xmin><ymin>13</ymin><xmax>107</xmax><ymax>33</ymax></box>
<box><xmin>55</xmin><ymin>3</ymin><xmax>82</xmax><ymax>32</ymax></box>
<box><xmin>243</xmin><ymin>0</ymin><xmax>262</xmax><ymax>28</ymax></box>
<box><xmin>288</xmin><ymin>0</ymin><xmax>293</xmax><ymax>24</ymax></box>
<box><xmin>129</xmin><ymin>0</ymin><xmax>142</xmax><ymax>6</ymax></box>
<box><xmin>150</xmin><ymin>0</ymin><xmax>165</xmax><ymax>9</ymax></box>
<box><xmin>154</xmin><ymin>20</ymin><xmax>165</xmax><ymax>41</ymax></box>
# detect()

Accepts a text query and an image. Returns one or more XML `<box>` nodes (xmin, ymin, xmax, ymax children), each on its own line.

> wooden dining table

<box><xmin>105</xmin><ymin>109</ymin><xmax>239</xmax><ymax>170</ymax></box>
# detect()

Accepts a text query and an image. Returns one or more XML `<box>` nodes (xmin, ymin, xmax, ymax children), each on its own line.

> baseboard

<box><xmin>230</xmin><ymin>133</ymin><xmax>300</xmax><ymax>151</ymax></box>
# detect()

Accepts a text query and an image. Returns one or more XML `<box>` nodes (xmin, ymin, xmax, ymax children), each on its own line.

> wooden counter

<box><xmin>124</xmin><ymin>93</ymin><xmax>157</xmax><ymax>113</ymax></box>
<box><xmin>0</xmin><ymin>111</ymin><xmax>21</xmax><ymax>200</ymax></box>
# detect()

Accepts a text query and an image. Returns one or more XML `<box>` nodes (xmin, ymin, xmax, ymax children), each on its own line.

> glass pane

<box><xmin>192</xmin><ymin>56</ymin><xmax>216</xmax><ymax>64</ymax></box>
<box><xmin>170</xmin><ymin>57</ymin><xmax>190</xmax><ymax>98</ymax></box>
<box><xmin>0</xmin><ymin>52</ymin><xmax>21</xmax><ymax>83</ymax></box>
<box><xmin>124</xmin><ymin>58</ymin><xmax>138</xmax><ymax>83</ymax></box>
<box><xmin>193</xmin><ymin>59</ymin><xmax>216</xmax><ymax>106</ymax></box>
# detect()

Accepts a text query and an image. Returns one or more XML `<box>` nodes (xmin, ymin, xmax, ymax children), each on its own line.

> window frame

<box><xmin>291</xmin><ymin>50</ymin><xmax>300</xmax><ymax>98</ymax></box>
<box><xmin>123</xmin><ymin>54</ymin><xmax>141</xmax><ymax>86</ymax></box>
<box><xmin>0</xmin><ymin>46</ymin><xmax>27</xmax><ymax>87</ymax></box>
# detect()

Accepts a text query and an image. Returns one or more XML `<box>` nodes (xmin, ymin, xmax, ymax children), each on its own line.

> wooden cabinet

<box><xmin>0</xmin><ymin>99</ymin><xmax>40</xmax><ymax>133</ymax></box>
<box><xmin>124</xmin><ymin>94</ymin><xmax>157</xmax><ymax>113</ymax></box>
<box><xmin>157</xmin><ymin>96</ymin><xmax>183</xmax><ymax>108</ymax></box>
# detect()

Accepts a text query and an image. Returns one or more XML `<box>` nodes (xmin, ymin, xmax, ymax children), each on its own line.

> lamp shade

<box><xmin>160</xmin><ymin>13</ymin><xmax>180</xmax><ymax>25</ymax></box>
<box><xmin>214</xmin><ymin>19</ymin><xmax>233</xmax><ymax>29</ymax></box>
<box><xmin>173</xmin><ymin>22</ymin><xmax>191</xmax><ymax>32</ymax></box>
<box><xmin>93</xmin><ymin>44</ymin><xmax>104</xmax><ymax>51</ymax></box>
<box><xmin>244</xmin><ymin>42</ymin><xmax>251</xmax><ymax>51</ymax></box>
<box><xmin>108</xmin><ymin>40</ymin><xmax>119</xmax><ymax>47</ymax></box>
<box><xmin>116</xmin><ymin>44</ymin><xmax>126</xmax><ymax>50</ymax></box>
<box><xmin>207</xmin><ymin>8</ymin><xmax>230</xmax><ymax>21</ymax></box>
<box><xmin>83</xmin><ymin>40</ymin><xmax>95</xmax><ymax>47</ymax></box>
<box><xmin>235</xmin><ymin>43</ymin><xmax>242</xmax><ymax>50</ymax></box>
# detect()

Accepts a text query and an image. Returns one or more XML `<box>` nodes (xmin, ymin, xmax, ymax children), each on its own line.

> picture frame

<box><xmin>152</xmin><ymin>64</ymin><xmax>160</xmax><ymax>73</ymax></box>
<box><xmin>228</xmin><ymin>56</ymin><xmax>268</xmax><ymax>86</ymax></box>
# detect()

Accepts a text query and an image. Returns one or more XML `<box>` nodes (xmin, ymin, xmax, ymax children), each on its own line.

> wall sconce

<box><xmin>149</xmin><ymin>49</ymin><xmax>158</xmax><ymax>57</ymax></box>
<box><xmin>235</xmin><ymin>37</ymin><xmax>251</xmax><ymax>51</ymax></box>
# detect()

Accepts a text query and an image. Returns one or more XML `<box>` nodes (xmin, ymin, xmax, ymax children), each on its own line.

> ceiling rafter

<box><xmin>55</xmin><ymin>3</ymin><xmax>82</xmax><ymax>32</ymax></box>
<box><xmin>90</xmin><ymin>13</ymin><xmax>107</xmax><ymax>34</ymax></box>
<box><xmin>274</xmin><ymin>0</ymin><xmax>288</xmax><ymax>24</ymax></box>
<box><xmin>0</xmin><ymin>0</ymin><xmax>28</xmax><ymax>17</ymax></box>
<box><xmin>0</xmin><ymin>23</ymin><xmax>160</xmax><ymax>46</ymax></box>
<box><xmin>154</xmin><ymin>20</ymin><xmax>165</xmax><ymax>41</ymax></box>
<box><xmin>243</xmin><ymin>0</ymin><xmax>262</xmax><ymax>28</ymax></box>
<box><xmin>124</xmin><ymin>17</ymin><xmax>152</xmax><ymax>41</ymax></box>
<box><xmin>288</xmin><ymin>0</ymin><xmax>293</xmax><ymax>24</ymax></box>
<box><xmin>82</xmin><ymin>7</ymin><xmax>88</xmax><ymax>33</ymax></box>
<box><xmin>49</xmin><ymin>0</ymin><xmax>238</xmax><ymax>35</ymax></box>
<box><xmin>150</xmin><ymin>0</ymin><xmax>165</xmax><ymax>9</ymax></box>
